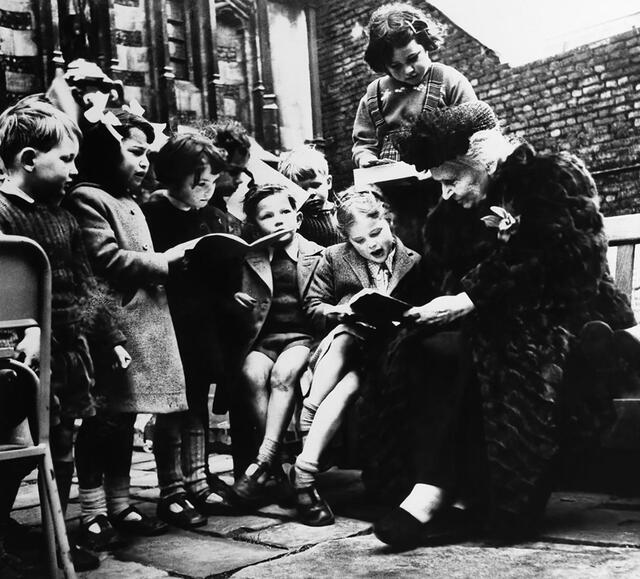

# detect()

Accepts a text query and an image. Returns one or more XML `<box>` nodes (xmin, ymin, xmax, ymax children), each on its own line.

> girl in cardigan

<box><xmin>352</xmin><ymin>3</ymin><xmax>476</xmax><ymax>168</ymax></box>
<box><xmin>67</xmin><ymin>108</ymin><xmax>200</xmax><ymax>544</ymax></box>
<box><xmin>292</xmin><ymin>188</ymin><xmax>421</xmax><ymax>526</ymax></box>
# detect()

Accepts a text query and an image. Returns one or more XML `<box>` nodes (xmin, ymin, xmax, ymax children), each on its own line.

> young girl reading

<box><xmin>293</xmin><ymin>188</ymin><xmax>421</xmax><ymax>525</ymax></box>
<box><xmin>68</xmin><ymin>108</ymin><xmax>197</xmax><ymax>539</ymax></box>
<box><xmin>143</xmin><ymin>132</ymin><xmax>236</xmax><ymax>515</ymax></box>
<box><xmin>352</xmin><ymin>3</ymin><xmax>476</xmax><ymax>167</ymax></box>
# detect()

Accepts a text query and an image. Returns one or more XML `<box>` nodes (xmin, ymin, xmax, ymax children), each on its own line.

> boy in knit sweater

<box><xmin>278</xmin><ymin>146</ymin><xmax>343</xmax><ymax>247</ymax></box>
<box><xmin>0</xmin><ymin>100</ymin><xmax>128</xmax><ymax>573</ymax></box>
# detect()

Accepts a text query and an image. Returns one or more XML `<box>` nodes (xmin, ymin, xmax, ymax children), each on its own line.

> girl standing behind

<box><xmin>67</xmin><ymin>109</ymin><xmax>196</xmax><ymax>541</ymax></box>
<box><xmin>293</xmin><ymin>189</ymin><xmax>421</xmax><ymax>526</ymax></box>
<box><xmin>352</xmin><ymin>2</ymin><xmax>476</xmax><ymax>167</ymax></box>
<box><xmin>142</xmin><ymin>133</ymin><xmax>236</xmax><ymax>516</ymax></box>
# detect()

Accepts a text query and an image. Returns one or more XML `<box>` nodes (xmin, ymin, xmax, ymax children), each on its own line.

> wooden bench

<box><xmin>603</xmin><ymin>214</ymin><xmax>640</xmax><ymax>449</ymax></box>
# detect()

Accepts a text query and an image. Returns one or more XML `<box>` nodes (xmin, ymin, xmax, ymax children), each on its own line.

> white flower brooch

<box><xmin>481</xmin><ymin>206</ymin><xmax>520</xmax><ymax>242</ymax></box>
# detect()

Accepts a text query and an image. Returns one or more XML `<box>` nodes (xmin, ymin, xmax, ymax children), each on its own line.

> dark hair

<box><xmin>152</xmin><ymin>133</ymin><xmax>227</xmax><ymax>188</ymax></box>
<box><xmin>202</xmin><ymin>120</ymin><xmax>250</xmax><ymax>161</ymax></box>
<box><xmin>243</xmin><ymin>184</ymin><xmax>297</xmax><ymax>224</ymax></box>
<box><xmin>76</xmin><ymin>108</ymin><xmax>154</xmax><ymax>194</ymax></box>
<box><xmin>0</xmin><ymin>100</ymin><xmax>81</xmax><ymax>168</ymax></box>
<box><xmin>364</xmin><ymin>3</ymin><xmax>441</xmax><ymax>73</ymax></box>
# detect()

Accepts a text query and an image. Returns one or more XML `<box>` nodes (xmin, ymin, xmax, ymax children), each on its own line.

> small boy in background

<box><xmin>229</xmin><ymin>184</ymin><xmax>324</xmax><ymax>506</ymax></box>
<box><xmin>278</xmin><ymin>146</ymin><xmax>343</xmax><ymax>247</ymax></box>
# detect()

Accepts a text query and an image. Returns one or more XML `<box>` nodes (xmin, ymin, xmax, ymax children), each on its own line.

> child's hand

<box><xmin>112</xmin><ymin>345</ymin><xmax>132</xmax><ymax>371</ymax></box>
<box><xmin>164</xmin><ymin>238</ymin><xmax>199</xmax><ymax>264</ymax></box>
<box><xmin>362</xmin><ymin>158</ymin><xmax>395</xmax><ymax>168</ymax></box>
<box><xmin>327</xmin><ymin>304</ymin><xmax>353</xmax><ymax>322</ymax></box>
<box><xmin>234</xmin><ymin>292</ymin><xmax>257</xmax><ymax>310</ymax></box>
<box><xmin>15</xmin><ymin>327</ymin><xmax>40</xmax><ymax>369</ymax></box>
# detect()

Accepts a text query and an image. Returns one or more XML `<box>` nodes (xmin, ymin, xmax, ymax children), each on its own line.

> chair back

<box><xmin>0</xmin><ymin>234</ymin><xmax>52</xmax><ymax>443</ymax></box>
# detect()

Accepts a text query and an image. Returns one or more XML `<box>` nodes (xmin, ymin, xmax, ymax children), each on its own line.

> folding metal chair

<box><xmin>0</xmin><ymin>234</ymin><xmax>76</xmax><ymax>578</ymax></box>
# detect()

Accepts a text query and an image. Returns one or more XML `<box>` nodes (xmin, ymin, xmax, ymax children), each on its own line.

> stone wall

<box><xmin>316</xmin><ymin>0</ymin><xmax>640</xmax><ymax>215</ymax></box>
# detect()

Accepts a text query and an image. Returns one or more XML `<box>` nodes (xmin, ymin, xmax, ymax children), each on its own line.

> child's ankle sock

<box><xmin>105</xmin><ymin>476</ymin><xmax>133</xmax><ymax>519</ymax></box>
<box><xmin>79</xmin><ymin>487</ymin><xmax>107</xmax><ymax>525</ymax></box>
<box><xmin>299</xmin><ymin>401</ymin><xmax>319</xmax><ymax>432</ymax></box>
<box><xmin>256</xmin><ymin>437</ymin><xmax>280</xmax><ymax>466</ymax></box>
<box><xmin>294</xmin><ymin>457</ymin><xmax>319</xmax><ymax>489</ymax></box>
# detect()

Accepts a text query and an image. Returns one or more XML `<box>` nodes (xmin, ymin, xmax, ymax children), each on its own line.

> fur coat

<box><xmin>361</xmin><ymin>143</ymin><xmax>636</xmax><ymax>534</ymax></box>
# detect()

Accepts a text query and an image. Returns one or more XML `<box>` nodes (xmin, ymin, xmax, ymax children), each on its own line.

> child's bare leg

<box><xmin>295</xmin><ymin>371</ymin><xmax>360</xmax><ymax>491</ymax></box>
<box><xmin>301</xmin><ymin>334</ymin><xmax>357</xmax><ymax>431</ymax></box>
<box><xmin>258</xmin><ymin>345</ymin><xmax>310</xmax><ymax>468</ymax></box>
<box><xmin>240</xmin><ymin>351</ymin><xmax>273</xmax><ymax>439</ymax></box>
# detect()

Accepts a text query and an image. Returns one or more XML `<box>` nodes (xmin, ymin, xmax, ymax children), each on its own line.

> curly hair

<box><xmin>364</xmin><ymin>3</ymin><xmax>441</xmax><ymax>73</ymax></box>
<box><xmin>202</xmin><ymin>119</ymin><xmax>251</xmax><ymax>161</ymax></box>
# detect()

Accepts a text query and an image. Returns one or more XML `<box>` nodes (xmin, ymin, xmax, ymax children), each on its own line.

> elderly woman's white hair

<box><xmin>460</xmin><ymin>129</ymin><xmax>520</xmax><ymax>176</ymax></box>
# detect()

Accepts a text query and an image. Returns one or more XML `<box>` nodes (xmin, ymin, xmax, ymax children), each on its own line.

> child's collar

<box><xmin>0</xmin><ymin>178</ymin><xmax>35</xmax><ymax>204</ymax></box>
<box><xmin>269</xmin><ymin>234</ymin><xmax>299</xmax><ymax>262</ymax></box>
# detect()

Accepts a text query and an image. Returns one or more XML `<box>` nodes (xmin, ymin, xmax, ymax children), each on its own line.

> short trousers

<box><xmin>252</xmin><ymin>332</ymin><xmax>312</xmax><ymax>362</ymax></box>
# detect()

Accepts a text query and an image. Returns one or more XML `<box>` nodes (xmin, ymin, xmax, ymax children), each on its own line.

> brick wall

<box><xmin>316</xmin><ymin>0</ymin><xmax>640</xmax><ymax>216</ymax></box>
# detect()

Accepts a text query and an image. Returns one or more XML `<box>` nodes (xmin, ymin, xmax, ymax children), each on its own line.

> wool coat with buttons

<box><xmin>67</xmin><ymin>183</ymin><xmax>187</xmax><ymax>413</ymax></box>
<box><xmin>234</xmin><ymin>235</ymin><xmax>324</xmax><ymax>364</ymax></box>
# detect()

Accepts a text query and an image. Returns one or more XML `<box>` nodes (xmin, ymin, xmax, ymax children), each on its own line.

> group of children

<box><xmin>0</xmin><ymin>2</ymin><xmax>479</xmax><ymax>574</ymax></box>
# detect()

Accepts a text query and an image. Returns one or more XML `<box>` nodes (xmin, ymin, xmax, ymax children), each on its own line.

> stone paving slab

<box><xmin>541</xmin><ymin>493</ymin><xmax>640</xmax><ymax>547</ymax></box>
<box><xmin>117</xmin><ymin>530</ymin><xmax>286</xmax><ymax>578</ymax></box>
<box><xmin>130</xmin><ymin>470</ymin><xmax>159</xmax><ymax>488</ymax></box>
<box><xmin>11</xmin><ymin>501</ymin><xmax>81</xmax><ymax>526</ymax></box>
<box><xmin>208</xmin><ymin>453</ymin><xmax>234</xmax><ymax>474</ymax></box>
<box><xmin>80</xmin><ymin>557</ymin><xmax>170</xmax><ymax>579</ymax></box>
<box><xmin>231</xmin><ymin>535</ymin><xmax>640</xmax><ymax>578</ymax></box>
<box><xmin>129</xmin><ymin>486</ymin><xmax>161</xmax><ymax>502</ymax></box>
<box><xmin>196</xmin><ymin>513</ymin><xmax>285</xmax><ymax>537</ymax></box>
<box><xmin>238</xmin><ymin>516</ymin><xmax>371</xmax><ymax>549</ymax></box>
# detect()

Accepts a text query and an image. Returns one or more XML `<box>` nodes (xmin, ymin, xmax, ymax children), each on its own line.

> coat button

<box><xmin>130</xmin><ymin>209</ymin><xmax>135</xmax><ymax>215</ymax></box>
<box><xmin>142</xmin><ymin>243</ymin><xmax>150</xmax><ymax>251</ymax></box>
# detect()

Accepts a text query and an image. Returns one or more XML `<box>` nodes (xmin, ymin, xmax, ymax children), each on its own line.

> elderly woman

<box><xmin>360</xmin><ymin>101</ymin><xmax>636</xmax><ymax>548</ymax></box>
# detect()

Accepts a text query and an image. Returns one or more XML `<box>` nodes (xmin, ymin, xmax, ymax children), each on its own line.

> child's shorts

<box><xmin>253</xmin><ymin>332</ymin><xmax>313</xmax><ymax>362</ymax></box>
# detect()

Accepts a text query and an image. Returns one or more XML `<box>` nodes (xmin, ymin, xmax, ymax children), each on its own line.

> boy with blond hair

<box><xmin>278</xmin><ymin>146</ymin><xmax>342</xmax><ymax>247</ymax></box>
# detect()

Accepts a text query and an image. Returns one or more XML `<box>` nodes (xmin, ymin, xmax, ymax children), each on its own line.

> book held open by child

<box><xmin>348</xmin><ymin>288</ymin><xmax>411</xmax><ymax>324</ymax></box>
<box><xmin>353</xmin><ymin>161</ymin><xmax>430</xmax><ymax>191</ymax></box>
<box><xmin>189</xmin><ymin>228</ymin><xmax>294</xmax><ymax>260</ymax></box>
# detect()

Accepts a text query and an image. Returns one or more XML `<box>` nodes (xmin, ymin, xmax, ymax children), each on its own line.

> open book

<box><xmin>348</xmin><ymin>288</ymin><xmax>412</xmax><ymax>324</ymax></box>
<box><xmin>353</xmin><ymin>161</ymin><xmax>429</xmax><ymax>191</ymax></box>
<box><xmin>190</xmin><ymin>229</ymin><xmax>294</xmax><ymax>260</ymax></box>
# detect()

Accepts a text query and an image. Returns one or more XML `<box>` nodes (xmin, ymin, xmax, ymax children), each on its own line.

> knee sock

<box><xmin>299</xmin><ymin>401</ymin><xmax>319</xmax><ymax>433</ymax></box>
<box><xmin>105</xmin><ymin>476</ymin><xmax>130</xmax><ymax>517</ymax></box>
<box><xmin>79</xmin><ymin>486</ymin><xmax>107</xmax><ymax>524</ymax></box>
<box><xmin>294</xmin><ymin>456</ymin><xmax>319</xmax><ymax>489</ymax></box>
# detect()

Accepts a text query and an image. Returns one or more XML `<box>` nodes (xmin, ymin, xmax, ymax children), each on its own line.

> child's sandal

<box><xmin>231</xmin><ymin>460</ymin><xmax>271</xmax><ymax>504</ymax></box>
<box><xmin>288</xmin><ymin>468</ymin><xmax>334</xmax><ymax>527</ymax></box>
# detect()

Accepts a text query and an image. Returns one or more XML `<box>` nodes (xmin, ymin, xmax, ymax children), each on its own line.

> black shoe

<box><xmin>110</xmin><ymin>505</ymin><xmax>168</xmax><ymax>536</ymax></box>
<box><xmin>70</xmin><ymin>543</ymin><xmax>100</xmax><ymax>572</ymax></box>
<box><xmin>231</xmin><ymin>461</ymin><xmax>271</xmax><ymax>506</ymax></box>
<box><xmin>77</xmin><ymin>514</ymin><xmax>125</xmax><ymax>551</ymax></box>
<box><xmin>188</xmin><ymin>485</ymin><xmax>235</xmax><ymax>516</ymax></box>
<box><xmin>374</xmin><ymin>506</ymin><xmax>478</xmax><ymax>549</ymax></box>
<box><xmin>289</xmin><ymin>467</ymin><xmax>334</xmax><ymax>526</ymax></box>
<box><xmin>158</xmin><ymin>494</ymin><xmax>207</xmax><ymax>529</ymax></box>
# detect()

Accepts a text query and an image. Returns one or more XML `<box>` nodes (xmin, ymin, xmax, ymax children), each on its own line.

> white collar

<box><xmin>0</xmin><ymin>179</ymin><xmax>35</xmax><ymax>204</ymax></box>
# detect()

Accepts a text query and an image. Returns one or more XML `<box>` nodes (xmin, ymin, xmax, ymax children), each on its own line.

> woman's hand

<box><xmin>326</xmin><ymin>304</ymin><xmax>354</xmax><ymax>322</ymax></box>
<box><xmin>112</xmin><ymin>345</ymin><xmax>132</xmax><ymax>371</ymax></box>
<box><xmin>234</xmin><ymin>292</ymin><xmax>257</xmax><ymax>310</ymax></box>
<box><xmin>15</xmin><ymin>327</ymin><xmax>40</xmax><ymax>369</ymax></box>
<box><xmin>404</xmin><ymin>293</ymin><xmax>475</xmax><ymax>325</ymax></box>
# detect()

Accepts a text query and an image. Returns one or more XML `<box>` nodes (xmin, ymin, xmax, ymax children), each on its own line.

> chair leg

<box><xmin>38</xmin><ymin>459</ymin><xmax>59</xmax><ymax>579</ymax></box>
<box><xmin>40</xmin><ymin>448</ymin><xmax>77</xmax><ymax>578</ymax></box>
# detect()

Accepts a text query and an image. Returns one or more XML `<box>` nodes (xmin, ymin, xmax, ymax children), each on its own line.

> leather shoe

<box><xmin>158</xmin><ymin>494</ymin><xmax>207</xmax><ymax>529</ymax></box>
<box><xmin>288</xmin><ymin>467</ymin><xmax>334</xmax><ymax>526</ymax></box>
<box><xmin>188</xmin><ymin>485</ymin><xmax>235</xmax><ymax>516</ymax></box>
<box><xmin>374</xmin><ymin>506</ymin><xmax>478</xmax><ymax>549</ymax></box>
<box><xmin>110</xmin><ymin>505</ymin><xmax>168</xmax><ymax>536</ymax></box>
<box><xmin>232</xmin><ymin>461</ymin><xmax>271</xmax><ymax>505</ymax></box>
<box><xmin>77</xmin><ymin>514</ymin><xmax>125</xmax><ymax>551</ymax></box>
